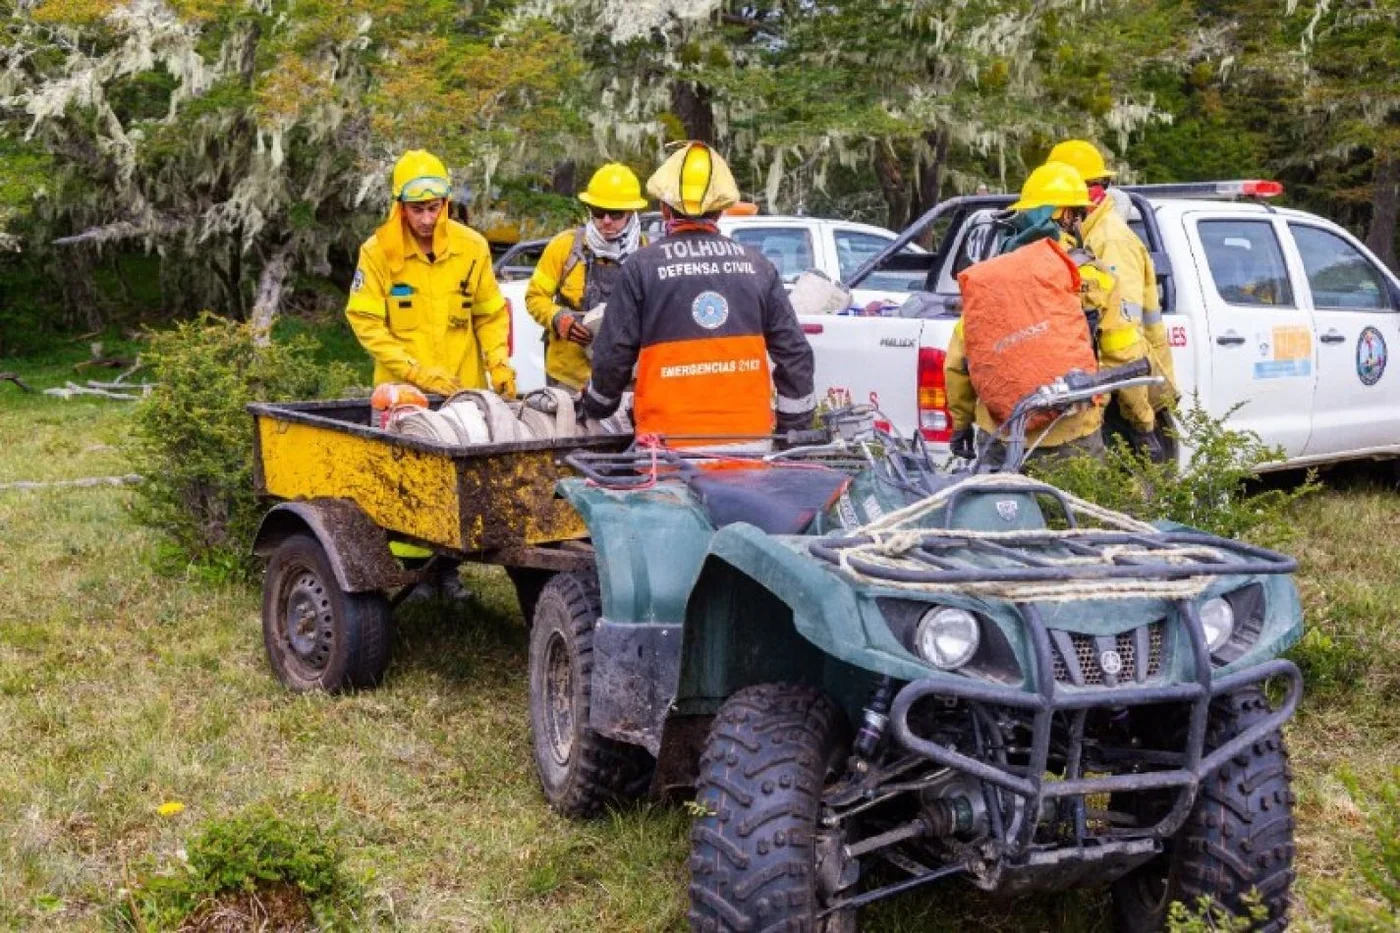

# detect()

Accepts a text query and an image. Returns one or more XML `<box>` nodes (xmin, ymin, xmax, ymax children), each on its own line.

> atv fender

<box><xmin>251</xmin><ymin>499</ymin><xmax>416</xmax><ymax>593</ymax></box>
<box><xmin>557</xmin><ymin>479</ymin><xmax>716</xmax><ymax>756</ymax></box>
<box><xmin>679</xmin><ymin>523</ymin><xmax>935</xmax><ymax>703</ymax></box>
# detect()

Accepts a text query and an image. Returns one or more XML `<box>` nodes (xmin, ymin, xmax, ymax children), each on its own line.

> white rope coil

<box><xmin>830</xmin><ymin>473</ymin><xmax>1223</xmax><ymax>602</ymax></box>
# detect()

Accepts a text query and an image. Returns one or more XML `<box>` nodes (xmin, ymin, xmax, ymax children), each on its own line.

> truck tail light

<box><xmin>917</xmin><ymin>347</ymin><xmax>952</xmax><ymax>443</ymax></box>
<box><xmin>505</xmin><ymin>297</ymin><xmax>514</xmax><ymax>356</ymax></box>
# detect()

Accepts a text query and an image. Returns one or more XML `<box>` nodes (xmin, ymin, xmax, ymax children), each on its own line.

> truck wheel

<box><xmin>688</xmin><ymin>683</ymin><xmax>855</xmax><ymax>933</ymax></box>
<box><xmin>261</xmin><ymin>533</ymin><xmax>391</xmax><ymax>693</ymax></box>
<box><xmin>1111</xmin><ymin>688</ymin><xmax>1295</xmax><ymax>932</ymax></box>
<box><xmin>528</xmin><ymin>571</ymin><xmax>653</xmax><ymax>818</ymax></box>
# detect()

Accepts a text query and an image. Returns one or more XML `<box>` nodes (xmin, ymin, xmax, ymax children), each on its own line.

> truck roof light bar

<box><xmin>1121</xmin><ymin>180</ymin><xmax>1284</xmax><ymax>200</ymax></box>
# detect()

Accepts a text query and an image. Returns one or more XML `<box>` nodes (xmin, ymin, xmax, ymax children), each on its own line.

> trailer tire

<box><xmin>1111</xmin><ymin>688</ymin><xmax>1295</xmax><ymax>932</ymax></box>
<box><xmin>262</xmin><ymin>533</ymin><xmax>391</xmax><ymax>692</ymax></box>
<box><xmin>528</xmin><ymin>571</ymin><xmax>652</xmax><ymax>818</ymax></box>
<box><xmin>687</xmin><ymin>682</ymin><xmax>854</xmax><ymax>933</ymax></box>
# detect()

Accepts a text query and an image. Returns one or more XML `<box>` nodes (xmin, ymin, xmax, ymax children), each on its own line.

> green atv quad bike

<box><xmin>527</xmin><ymin>361</ymin><xmax>1302</xmax><ymax>931</ymax></box>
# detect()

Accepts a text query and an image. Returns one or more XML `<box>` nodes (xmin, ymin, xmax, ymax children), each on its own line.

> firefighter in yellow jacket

<box><xmin>948</xmin><ymin>161</ymin><xmax>1158</xmax><ymax>465</ymax></box>
<box><xmin>524</xmin><ymin>164</ymin><xmax>647</xmax><ymax>389</ymax></box>
<box><xmin>1049</xmin><ymin>139</ymin><xmax>1179</xmax><ymax>428</ymax></box>
<box><xmin>346</xmin><ymin>150</ymin><xmax>516</xmax><ymax>399</ymax></box>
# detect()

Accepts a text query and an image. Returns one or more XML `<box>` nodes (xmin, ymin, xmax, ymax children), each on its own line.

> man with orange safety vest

<box><xmin>1048</xmin><ymin>139</ymin><xmax>1179</xmax><ymax>448</ymax></box>
<box><xmin>525</xmin><ymin>163</ymin><xmax>648</xmax><ymax>389</ymax></box>
<box><xmin>580</xmin><ymin>142</ymin><xmax>815</xmax><ymax>450</ymax></box>
<box><xmin>346</xmin><ymin>149</ymin><xmax>516</xmax><ymax>400</ymax></box>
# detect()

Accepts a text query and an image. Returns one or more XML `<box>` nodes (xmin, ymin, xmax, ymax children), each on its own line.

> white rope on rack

<box><xmin>829</xmin><ymin>473</ymin><xmax>1224</xmax><ymax>602</ymax></box>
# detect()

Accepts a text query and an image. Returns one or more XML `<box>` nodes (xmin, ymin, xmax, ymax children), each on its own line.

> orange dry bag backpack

<box><xmin>956</xmin><ymin>237</ymin><xmax>1097</xmax><ymax>429</ymax></box>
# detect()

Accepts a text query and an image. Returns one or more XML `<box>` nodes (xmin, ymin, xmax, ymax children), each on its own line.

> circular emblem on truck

<box><xmin>1099</xmin><ymin>649</ymin><xmax>1124</xmax><ymax>676</ymax></box>
<box><xmin>1357</xmin><ymin>326</ymin><xmax>1387</xmax><ymax>386</ymax></box>
<box><xmin>692</xmin><ymin>291</ymin><xmax>730</xmax><ymax>330</ymax></box>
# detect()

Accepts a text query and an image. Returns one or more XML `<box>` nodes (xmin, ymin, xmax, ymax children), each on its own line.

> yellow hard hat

<box><xmin>1009</xmin><ymin>161</ymin><xmax>1091</xmax><ymax>211</ymax></box>
<box><xmin>392</xmin><ymin>150</ymin><xmax>451</xmax><ymax>202</ymax></box>
<box><xmin>1046</xmin><ymin>139</ymin><xmax>1116</xmax><ymax>183</ymax></box>
<box><xmin>646</xmin><ymin>142</ymin><xmax>740</xmax><ymax>216</ymax></box>
<box><xmin>578</xmin><ymin>163</ymin><xmax>648</xmax><ymax>212</ymax></box>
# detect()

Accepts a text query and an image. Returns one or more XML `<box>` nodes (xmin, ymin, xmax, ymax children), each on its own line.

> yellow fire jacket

<box><xmin>346</xmin><ymin>219</ymin><xmax>508</xmax><ymax>389</ymax></box>
<box><xmin>524</xmin><ymin>229</ymin><xmax>594</xmax><ymax>390</ymax></box>
<box><xmin>1070</xmin><ymin>243</ymin><xmax>1156</xmax><ymax>433</ymax></box>
<box><xmin>1081</xmin><ymin>196</ymin><xmax>1178</xmax><ymax>412</ymax></box>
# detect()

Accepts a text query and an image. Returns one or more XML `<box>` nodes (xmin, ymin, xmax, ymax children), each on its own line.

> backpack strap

<box><xmin>554</xmin><ymin>227</ymin><xmax>589</xmax><ymax>312</ymax></box>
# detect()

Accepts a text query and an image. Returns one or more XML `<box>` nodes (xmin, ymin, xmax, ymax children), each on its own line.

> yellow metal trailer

<box><xmin>248</xmin><ymin>398</ymin><xmax>623</xmax><ymax>692</ymax></box>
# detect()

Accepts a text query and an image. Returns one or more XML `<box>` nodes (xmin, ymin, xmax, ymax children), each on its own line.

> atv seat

<box><xmin>685</xmin><ymin>466</ymin><xmax>851</xmax><ymax>535</ymax></box>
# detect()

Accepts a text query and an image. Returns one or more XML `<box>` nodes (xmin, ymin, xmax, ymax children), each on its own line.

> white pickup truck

<box><xmin>818</xmin><ymin>180</ymin><xmax>1400</xmax><ymax>470</ymax></box>
<box><xmin>496</xmin><ymin>214</ymin><xmax>924</xmax><ymax>391</ymax></box>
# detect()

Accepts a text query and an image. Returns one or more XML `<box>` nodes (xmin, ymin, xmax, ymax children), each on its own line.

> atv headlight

<box><xmin>1199</xmin><ymin>597</ymin><xmax>1235</xmax><ymax>652</ymax></box>
<box><xmin>915</xmin><ymin>607</ymin><xmax>980</xmax><ymax>670</ymax></box>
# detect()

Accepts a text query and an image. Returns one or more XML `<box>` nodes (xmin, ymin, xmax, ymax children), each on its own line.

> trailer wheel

<box><xmin>688</xmin><ymin>682</ymin><xmax>855</xmax><ymax>933</ymax></box>
<box><xmin>261</xmin><ymin>533</ymin><xmax>391</xmax><ymax>693</ymax></box>
<box><xmin>1112</xmin><ymin>688</ymin><xmax>1295</xmax><ymax>932</ymax></box>
<box><xmin>528</xmin><ymin>571</ymin><xmax>652</xmax><ymax>817</ymax></box>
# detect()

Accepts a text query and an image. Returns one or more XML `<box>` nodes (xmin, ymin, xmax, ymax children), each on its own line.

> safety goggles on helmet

<box><xmin>398</xmin><ymin>175</ymin><xmax>452</xmax><ymax>203</ymax></box>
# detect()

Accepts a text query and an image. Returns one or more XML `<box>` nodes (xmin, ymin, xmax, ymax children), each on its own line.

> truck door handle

<box><xmin>1319</xmin><ymin>330</ymin><xmax>1346</xmax><ymax>344</ymax></box>
<box><xmin>1215</xmin><ymin>332</ymin><xmax>1246</xmax><ymax>346</ymax></box>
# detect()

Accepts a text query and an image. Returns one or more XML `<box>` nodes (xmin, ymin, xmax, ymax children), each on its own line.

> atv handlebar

<box><xmin>1064</xmin><ymin>359</ymin><xmax>1151</xmax><ymax>392</ymax></box>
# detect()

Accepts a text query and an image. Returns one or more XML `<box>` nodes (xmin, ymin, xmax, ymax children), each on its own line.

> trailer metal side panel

<box><xmin>250</xmin><ymin>399</ymin><xmax>625</xmax><ymax>552</ymax></box>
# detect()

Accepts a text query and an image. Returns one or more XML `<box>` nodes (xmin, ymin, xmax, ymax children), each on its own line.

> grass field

<box><xmin>1</xmin><ymin>345</ymin><xmax>1397</xmax><ymax>931</ymax></box>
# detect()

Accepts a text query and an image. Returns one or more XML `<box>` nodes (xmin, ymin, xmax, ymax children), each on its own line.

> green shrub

<box><xmin>119</xmin><ymin>803</ymin><xmax>363</xmax><ymax>931</ymax></box>
<box><xmin>1316</xmin><ymin>771</ymin><xmax>1400</xmax><ymax>930</ymax></box>
<box><xmin>125</xmin><ymin>314</ymin><xmax>359</xmax><ymax>571</ymax></box>
<box><xmin>1028</xmin><ymin>398</ymin><xmax>1319</xmax><ymax>547</ymax></box>
<box><xmin>1166</xmin><ymin>893</ymin><xmax>1268</xmax><ymax>932</ymax></box>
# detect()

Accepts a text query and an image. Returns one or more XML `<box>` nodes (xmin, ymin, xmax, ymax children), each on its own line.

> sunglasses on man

<box><xmin>589</xmin><ymin>207</ymin><xmax>631</xmax><ymax>221</ymax></box>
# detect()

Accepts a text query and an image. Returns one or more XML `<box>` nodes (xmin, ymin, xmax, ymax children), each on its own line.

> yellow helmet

<box><xmin>392</xmin><ymin>150</ymin><xmax>451</xmax><ymax>203</ymax></box>
<box><xmin>646</xmin><ymin>142</ymin><xmax>740</xmax><ymax>216</ymax></box>
<box><xmin>578</xmin><ymin>163</ymin><xmax>648</xmax><ymax>212</ymax></box>
<box><xmin>1009</xmin><ymin>161</ymin><xmax>1091</xmax><ymax>211</ymax></box>
<box><xmin>1046</xmin><ymin>139</ymin><xmax>1116</xmax><ymax>183</ymax></box>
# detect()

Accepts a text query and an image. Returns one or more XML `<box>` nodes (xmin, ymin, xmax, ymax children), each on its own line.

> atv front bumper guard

<box><xmin>888</xmin><ymin>599</ymin><xmax>1303</xmax><ymax>855</ymax></box>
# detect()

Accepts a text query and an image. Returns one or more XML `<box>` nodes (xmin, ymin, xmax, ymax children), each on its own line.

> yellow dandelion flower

<box><xmin>157</xmin><ymin>801</ymin><xmax>186</xmax><ymax>817</ymax></box>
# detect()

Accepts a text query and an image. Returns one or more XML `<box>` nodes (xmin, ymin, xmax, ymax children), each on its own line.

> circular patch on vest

<box><xmin>691</xmin><ymin>291</ymin><xmax>730</xmax><ymax>330</ymax></box>
<box><xmin>351</xmin><ymin>269</ymin><xmax>365</xmax><ymax>293</ymax></box>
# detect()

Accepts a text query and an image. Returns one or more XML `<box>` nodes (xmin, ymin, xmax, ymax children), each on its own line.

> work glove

<box><xmin>407</xmin><ymin>364</ymin><xmax>460</xmax><ymax>397</ymax></box>
<box><xmin>1130</xmin><ymin>428</ymin><xmax>1166</xmax><ymax>464</ymax></box>
<box><xmin>950</xmin><ymin>426</ymin><xmax>976</xmax><ymax>461</ymax></box>
<box><xmin>490</xmin><ymin>362</ymin><xmax>518</xmax><ymax>400</ymax></box>
<box><xmin>553</xmin><ymin>310</ymin><xmax>594</xmax><ymax>346</ymax></box>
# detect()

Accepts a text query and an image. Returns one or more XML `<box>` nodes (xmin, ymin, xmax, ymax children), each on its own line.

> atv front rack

<box><xmin>810</xmin><ymin>527</ymin><xmax>1297</xmax><ymax>586</ymax></box>
<box><xmin>808</xmin><ymin>477</ymin><xmax>1297</xmax><ymax>596</ymax></box>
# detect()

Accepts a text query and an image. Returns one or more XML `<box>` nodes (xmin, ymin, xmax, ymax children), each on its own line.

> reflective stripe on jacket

<box><xmin>346</xmin><ymin>220</ymin><xmax>507</xmax><ymax>389</ymax></box>
<box><xmin>582</xmin><ymin>231</ymin><xmax>815</xmax><ymax>445</ymax></box>
<box><xmin>1069</xmin><ymin>243</ymin><xmax>1155</xmax><ymax>433</ymax></box>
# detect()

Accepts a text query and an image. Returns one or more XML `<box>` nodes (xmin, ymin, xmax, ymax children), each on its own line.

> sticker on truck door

<box><xmin>1357</xmin><ymin>327</ymin><xmax>1387</xmax><ymax>386</ymax></box>
<box><xmin>1253</xmin><ymin>325</ymin><xmax>1312</xmax><ymax>379</ymax></box>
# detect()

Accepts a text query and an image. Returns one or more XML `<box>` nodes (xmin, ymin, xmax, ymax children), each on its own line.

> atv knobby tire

<box><xmin>688</xmin><ymin>682</ymin><xmax>853</xmax><ymax>933</ymax></box>
<box><xmin>528</xmin><ymin>571</ymin><xmax>653</xmax><ymax>818</ymax></box>
<box><xmin>262</xmin><ymin>533</ymin><xmax>391</xmax><ymax>692</ymax></box>
<box><xmin>1112</xmin><ymin>687</ymin><xmax>1295</xmax><ymax>932</ymax></box>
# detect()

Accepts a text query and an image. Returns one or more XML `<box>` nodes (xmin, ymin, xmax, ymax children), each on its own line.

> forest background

<box><xmin>0</xmin><ymin>0</ymin><xmax>1397</xmax><ymax>354</ymax></box>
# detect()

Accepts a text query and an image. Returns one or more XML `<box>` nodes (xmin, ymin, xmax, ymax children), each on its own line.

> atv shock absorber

<box><xmin>853</xmin><ymin>677</ymin><xmax>896</xmax><ymax>760</ymax></box>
